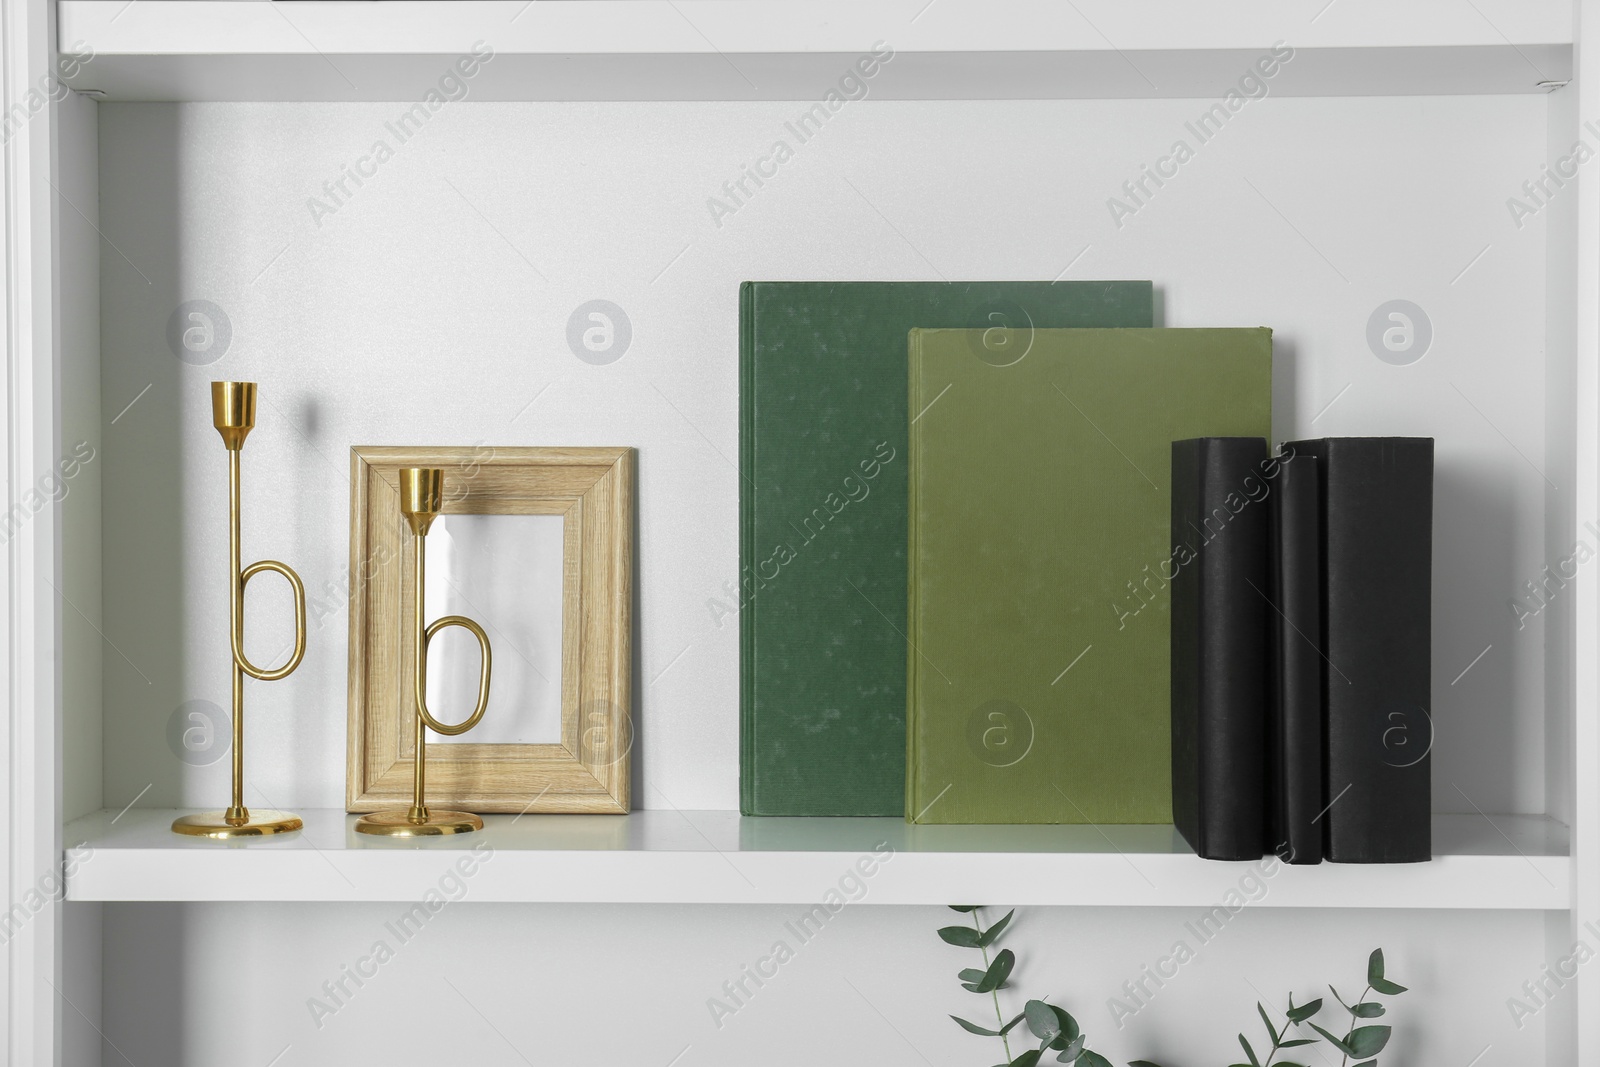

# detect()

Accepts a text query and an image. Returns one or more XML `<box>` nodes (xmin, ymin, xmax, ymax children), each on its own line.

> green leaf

<box><xmin>1279</xmin><ymin>1039</ymin><xmax>1315</xmax><ymax>1048</ymax></box>
<box><xmin>1127</xmin><ymin>1061</ymin><xmax>1166</xmax><ymax>1067</ymax></box>
<box><xmin>1075</xmin><ymin>1052</ymin><xmax>1113</xmax><ymax>1067</ymax></box>
<box><xmin>951</xmin><ymin>1015</ymin><xmax>1001</xmax><ymax>1037</ymax></box>
<box><xmin>1024</xmin><ymin>1000</ymin><xmax>1061</xmax><ymax>1041</ymax></box>
<box><xmin>1256</xmin><ymin>1003</ymin><xmax>1279</xmax><ymax>1045</ymax></box>
<box><xmin>979</xmin><ymin>909</ymin><xmax>1016</xmax><ymax>948</ymax></box>
<box><xmin>1238</xmin><ymin>1034</ymin><xmax>1262</xmax><ymax>1067</ymax></box>
<box><xmin>1055</xmin><ymin>1035</ymin><xmax>1084</xmax><ymax>1062</ymax></box>
<box><xmin>1368</xmin><ymin>948</ymin><xmax>1407</xmax><ymax>995</ymax></box>
<box><xmin>1344</xmin><ymin>1026</ymin><xmax>1392</xmax><ymax>1058</ymax></box>
<box><xmin>1000</xmin><ymin>1012</ymin><xmax>1027</xmax><ymax>1035</ymax></box>
<box><xmin>938</xmin><ymin>925</ymin><xmax>982</xmax><ymax>948</ymax></box>
<box><xmin>966</xmin><ymin>953</ymin><xmax>1017</xmax><ymax>991</ymax></box>
<box><xmin>1286</xmin><ymin>998</ymin><xmax>1323</xmax><ymax>1024</ymax></box>
<box><xmin>948</xmin><ymin>905</ymin><xmax>981</xmax><ymax>912</ymax></box>
<box><xmin>1308</xmin><ymin>1023</ymin><xmax>1358</xmax><ymax>1057</ymax></box>
<box><xmin>1331</xmin><ymin>983</ymin><xmax>1389</xmax><ymax>1020</ymax></box>
<box><xmin>1009</xmin><ymin>1052</ymin><xmax>1042</xmax><ymax>1067</ymax></box>
<box><xmin>1047</xmin><ymin>1005</ymin><xmax>1081</xmax><ymax>1047</ymax></box>
<box><xmin>959</xmin><ymin>968</ymin><xmax>987</xmax><ymax>984</ymax></box>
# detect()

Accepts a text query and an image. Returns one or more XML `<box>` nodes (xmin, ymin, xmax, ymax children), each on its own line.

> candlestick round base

<box><xmin>171</xmin><ymin>810</ymin><xmax>304</xmax><ymax>839</ymax></box>
<box><xmin>354</xmin><ymin>810</ymin><xmax>483</xmax><ymax>837</ymax></box>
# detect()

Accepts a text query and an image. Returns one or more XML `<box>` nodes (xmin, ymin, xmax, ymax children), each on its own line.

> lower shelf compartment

<box><xmin>63</xmin><ymin>809</ymin><xmax>1570</xmax><ymax>909</ymax></box>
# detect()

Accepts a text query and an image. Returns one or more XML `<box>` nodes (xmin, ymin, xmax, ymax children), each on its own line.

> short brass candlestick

<box><xmin>356</xmin><ymin>468</ymin><xmax>493</xmax><ymax>837</ymax></box>
<box><xmin>173</xmin><ymin>382</ymin><xmax>308</xmax><ymax>839</ymax></box>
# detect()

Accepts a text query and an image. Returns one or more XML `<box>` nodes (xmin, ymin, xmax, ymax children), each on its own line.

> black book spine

<box><xmin>1266</xmin><ymin>450</ymin><xmax>1324</xmax><ymax>864</ymax></box>
<box><xmin>1170</xmin><ymin>437</ymin><xmax>1270</xmax><ymax>861</ymax></box>
<box><xmin>1288</xmin><ymin>437</ymin><xmax>1434</xmax><ymax>863</ymax></box>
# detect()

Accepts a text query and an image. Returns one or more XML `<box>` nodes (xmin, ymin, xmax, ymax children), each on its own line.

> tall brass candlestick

<box><xmin>356</xmin><ymin>467</ymin><xmax>493</xmax><ymax>836</ymax></box>
<box><xmin>172</xmin><ymin>382</ymin><xmax>308</xmax><ymax>839</ymax></box>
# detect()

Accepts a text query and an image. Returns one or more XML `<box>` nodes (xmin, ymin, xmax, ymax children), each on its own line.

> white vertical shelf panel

<box><xmin>1569</xmin><ymin>4</ymin><xmax>1600</xmax><ymax>1065</ymax></box>
<box><xmin>4</xmin><ymin>0</ymin><xmax>64</xmax><ymax>1062</ymax></box>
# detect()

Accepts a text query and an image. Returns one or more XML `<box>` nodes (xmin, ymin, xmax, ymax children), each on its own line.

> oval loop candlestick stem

<box><xmin>356</xmin><ymin>467</ymin><xmax>494</xmax><ymax>837</ymax></box>
<box><xmin>233</xmin><ymin>559</ymin><xmax>308</xmax><ymax>681</ymax></box>
<box><xmin>416</xmin><ymin>615</ymin><xmax>492</xmax><ymax>736</ymax></box>
<box><xmin>172</xmin><ymin>382</ymin><xmax>307</xmax><ymax>839</ymax></box>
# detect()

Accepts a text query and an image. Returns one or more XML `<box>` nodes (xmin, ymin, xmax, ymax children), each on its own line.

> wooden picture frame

<box><xmin>346</xmin><ymin>445</ymin><xmax>633</xmax><ymax>814</ymax></box>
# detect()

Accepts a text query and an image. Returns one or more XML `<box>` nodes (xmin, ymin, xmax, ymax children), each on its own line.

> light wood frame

<box><xmin>346</xmin><ymin>446</ymin><xmax>633</xmax><ymax>814</ymax></box>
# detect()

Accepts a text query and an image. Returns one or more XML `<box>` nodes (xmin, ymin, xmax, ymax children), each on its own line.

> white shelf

<box><xmin>65</xmin><ymin>809</ymin><xmax>1570</xmax><ymax>909</ymax></box>
<box><xmin>59</xmin><ymin>0</ymin><xmax>1574</xmax><ymax>101</ymax></box>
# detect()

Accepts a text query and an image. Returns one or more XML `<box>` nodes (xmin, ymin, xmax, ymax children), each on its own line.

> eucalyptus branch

<box><xmin>1130</xmin><ymin>949</ymin><xmax>1406</xmax><ymax>1067</ymax></box>
<box><xmin>938</xmin><ymin>906</ymin><xmax>1111</xmax><ymax>1067</ymax></box>
<box><xmin>972</xmin><ymin>907</ymin><xmax>1013</xmax><ymax>1062</ymax></box>
<box><xmin>1336</xmin><ymin>986</ymin><xmax>1371</xmax><ymax>1067</ymax></box>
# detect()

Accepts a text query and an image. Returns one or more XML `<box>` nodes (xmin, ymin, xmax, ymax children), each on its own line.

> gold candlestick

<box><xmin>173</xmin><ymin>382</ymin><xmax>308</xmax><ymax>839</ymax></box>
<box><xmin>356</xmin><ymin>467</ymin><xmax>493</xmax><ymax>836</ymax></box>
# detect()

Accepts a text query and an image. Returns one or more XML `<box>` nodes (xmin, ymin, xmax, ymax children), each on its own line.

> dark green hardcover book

<box><xmin>907</xmin><ymin>327</ymin><xmax>1272</xmax><ymax>824</ymax></box>
<box><xmin>740</xmin><ymin>281</ymin><xmax>1154</xmax><ymax>816</ymax></box>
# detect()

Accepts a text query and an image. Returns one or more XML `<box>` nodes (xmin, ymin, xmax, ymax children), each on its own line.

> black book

<box><xmin>1286</xmin><ymin>437</ymin><xmax>1433</xmax><ymax>863</ymax></box>
<box><xmin>1266</xmin><ymin>449</ymin><xmax>1324</xmax><ymax>864</ymax></box>
<box><xmin>1170</xmin><ymin>437</ymin><xmax>1270</xmax><ymax>861</ymax></box>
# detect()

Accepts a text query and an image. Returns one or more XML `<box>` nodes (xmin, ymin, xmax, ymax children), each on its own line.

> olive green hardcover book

<box><xmin>740</xmin><ymin>281</ymin><xmax>1154</xmax><ymax>817</ymax></box>
<box><xmin>907</xmin><ymin>327</ymin><xmax>1272</xmax><ymax>824</ymax></box>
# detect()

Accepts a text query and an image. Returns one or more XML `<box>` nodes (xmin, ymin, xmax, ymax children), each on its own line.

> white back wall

<box><xmin>90</xmin><ymin>901</ymin><xmax>1547</xmax><ymax>1066</ymax></box>
<box><xmin>91</xmin><ymin>95</ymin><xmax>1551</xmax><ymax>816</ymax></box>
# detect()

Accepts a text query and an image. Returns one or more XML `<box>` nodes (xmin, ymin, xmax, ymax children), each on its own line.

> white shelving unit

<box><xmin>5</xmin><ymin>2</ymin><xmax>1597</xmax><ymax>1065</ymax></box>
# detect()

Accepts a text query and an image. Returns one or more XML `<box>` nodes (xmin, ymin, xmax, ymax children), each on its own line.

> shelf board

<box><xmin>60</xmin><ymin>1</ymin><xmax>1573</xmax><ymax>101</ymax></box>
<box><xmin>65</xmin><ymin>809</ymin><xmax>1570</xmax><ymax>909</ymax></box>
